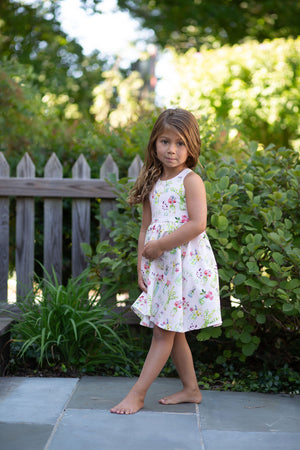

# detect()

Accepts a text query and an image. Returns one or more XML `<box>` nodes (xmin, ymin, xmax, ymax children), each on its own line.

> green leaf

<box><xmin>242</xmin><ymin>342</ymin><xmax>257</xmax><ymax>356</ymax></box>
<box><xmin>196</xmin><ymin>329</ymin><xmax>212</xmax><ymax>341</ymax></box>
<box><xmin>217</xmin><ymin>215</ymin><xmax>229</xmax><ymax>231</ymax></box>
<box><xmin>282</xmin><ymin>303</ymin><xmax>294</xmax><ymax>313</ymax></box>
<box><xmin>229</xmin><ymin>184</ymin><xmax>239</xmax><ymax>194</ymax></box>
<box><xmin>80</xmin><ymin>243</ymin><xmax>92</xmax><ymax>257</ymax></box>
<box><xmin>245</xmin><ymin>279</ymin><xmax>260</xmax><ymax>289</ymax></box>
<box><xmin>240</xmin><ymin>332</ymin><xmax>252</xmax><ymax>344</ymax></box>
<box><xmin>233</xmin><ymin>274</ymin><xmax>246</xmax><ymax>286</ymax></box>
<box><xmin>216</xmin><ymin>355</ymin><xmax>226</xmax><ymax>365</ymax></box>
<box><xmin>256</xmin><ymin>314</ymin><xmax>266</xmax><ymax>324</ymax></box>
<box><xmin>222</xmin><ymin>318</ymin><xmax>233</xmax><ymax>327</ymax></box>
<box><xmin>272</xmin><ymin>252</ymin><xmax>285</xmax><ymax>265</ymax></box>
<box><xmin>260</xmin><ymin>277</ymin><xmax>277</xmax><ymax>287</ymax></box>
<box><xmin>246</xmin><ymin>261</ymin><xmax>259</xmax><ymax>273</ymax></box>
<box><xmin>219</xmin><ymin>176</ymin><xmax>229</xmax><ymax>190</ymax></box>
<box><xmin>210</xmin><ymin>326</ymin><xmax>222</xmax><ymax>338</ymax></box>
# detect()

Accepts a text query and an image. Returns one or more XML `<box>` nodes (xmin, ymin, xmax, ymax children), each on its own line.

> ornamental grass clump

<box><xmin>11</xmin><ymin>269</ymin><xmax>130</xmax><ymax>371</ymax></box>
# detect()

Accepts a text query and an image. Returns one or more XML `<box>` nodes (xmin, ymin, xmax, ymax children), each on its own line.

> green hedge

<box><xmin>198</xmin><ymin>142</ymin><xmax>299</xmax><ymax>364</ymax></box>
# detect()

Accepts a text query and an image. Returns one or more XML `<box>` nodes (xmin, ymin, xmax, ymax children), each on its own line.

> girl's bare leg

<box><xmin>111</xmin><ymin>326</ymin><xmax>175</xmax><ymax>414</ymax></box>
<box><xmin>159</xmin><ymin>332</ymin><xmax>202</xmax><ymax>405</ymax></box>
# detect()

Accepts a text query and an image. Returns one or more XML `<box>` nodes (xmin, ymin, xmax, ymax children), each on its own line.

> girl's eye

<box><xmin>161</xmin><ymin>139</ymin><xmax>168</xmax><ymax>144</ymax></box>
<box><xmin>178</xmin><ymin>141</ymin><xmax>185</xmax><ymax>146</ymax></box>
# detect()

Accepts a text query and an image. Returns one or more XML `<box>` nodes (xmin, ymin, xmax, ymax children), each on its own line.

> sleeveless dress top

<box><xmin>131</xmin><ymin>168</ymin><xmax>222</xmax><ymax>332</ymax></box>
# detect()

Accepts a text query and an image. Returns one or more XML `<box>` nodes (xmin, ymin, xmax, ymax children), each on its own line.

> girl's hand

<box><xmin>142</xmin><ymin>240</ymin><xmax>164</xmax><ymax>260</ymax></box>
<box><xmin>138</xmin><ymin>272</ymin><xmax>147</xmax><ymax>293</ymax></box>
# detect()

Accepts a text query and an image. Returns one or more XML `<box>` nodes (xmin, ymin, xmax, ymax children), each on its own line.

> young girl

<box><xmin>111</xmin><ymin>108</ymin><xmax>222</xmax><ymax>415</ymax></box>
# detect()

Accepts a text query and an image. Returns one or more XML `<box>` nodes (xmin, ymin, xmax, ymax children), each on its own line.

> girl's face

<box><xmin>155</xmin><ymin>127</ymin><xmax>188</xmax><ymax>175</ymax></box>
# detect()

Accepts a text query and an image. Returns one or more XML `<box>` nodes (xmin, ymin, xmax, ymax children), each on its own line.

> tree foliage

<box><xmin>117</xmin><ymin>0</ymin><xmax>300</xmax><ymax>50</ymax></box>
<box><xmin>0</xmin><ymin>0</ymin><xmax>105</xmax><ymax>116</ymax></box>
<box><xmin>164</xmin><ymin>38</ymin><xmax>300</xmax><ymax>149</ymax></box>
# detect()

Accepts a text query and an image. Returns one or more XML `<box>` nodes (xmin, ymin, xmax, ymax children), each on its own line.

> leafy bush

<box><xmin>10</xmin><ymin>269</ymin><xmax>131</xmax><ymax>371</ymax></box>
<box><xmin>82</xmin><ymin>176</ymin><xmax>142</xmax><ymax>302</ymax></box>
<box><xmin>195</xmin><ymin>361</ymin><xmax>300</xmax><ymax>395</ymax></box>
<box><xmin>166</xmin><ymin>38</ymin><xmax>300</xmax><ymax>150</ymax></box>
<box><xmin>197</xmin><ymin>142</ymin><xmax>300</xmax><ymax>365</ymax></box>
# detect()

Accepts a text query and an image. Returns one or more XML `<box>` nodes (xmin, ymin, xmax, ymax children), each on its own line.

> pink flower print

<box><xmin>166</xmin><ymin>280</ymin><xmax>171</xmax><ymax>286</ymax></box>
<box><xmin>144</xmin><ymin>262</ymin><xmax>150</xmax><ymax>270</ymax></box>
<box><xmin>205</xmin><ymin>291</ymin><xmax>214</xmax><ymax>300</ymax></box>
<box><xmin>182</xmin><ymin>251</ymin><xmax>187</xmax><ymax>258</ymax></box>
<box><xmin>181</xmin><ymin>215</ymin><xmax>189</xmax><ymax>223</ymax></box>
<box><xmin>204</xmin><ymin>269</ymin><xmax>212</xmax><ymax>277</ymax></box>
<box><xmin>174</xmin><ymin>301</ymin><xmax>181</xmax><ymax>308</ymax></box>
<box><xmin>168</xmin><ymin>196</ymin><xmax>176</xmax><ymax>204</ymax></box>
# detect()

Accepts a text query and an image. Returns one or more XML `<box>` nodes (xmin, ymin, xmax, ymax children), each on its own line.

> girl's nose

<box><xmin>168</xmin><ymin>143</ymin><xmax>176</xmax><ymax>153</ymax></box>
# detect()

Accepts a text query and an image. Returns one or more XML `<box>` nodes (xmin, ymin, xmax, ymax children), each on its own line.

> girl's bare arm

<box><xmin>142</xmin><ymin>172</ymin><xmax>207</xmax><ymax>260</ymax></box>
<box><xmin>137</xmin><ymin>198</ymin><xmax>152</xmax><ymax>292</ymax></box>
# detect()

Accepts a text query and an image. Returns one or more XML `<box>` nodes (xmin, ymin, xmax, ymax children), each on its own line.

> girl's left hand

<box><xmin>142</xmin><ymin>240</ymin><xmax>163</xmax><ymax>260</ymax></box>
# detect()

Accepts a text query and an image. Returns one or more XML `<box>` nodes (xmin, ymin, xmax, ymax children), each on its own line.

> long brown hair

<box><xmin>128</xmin><ymin>108</ymin><xmax>201</xmax><ymax>205</ymax></box>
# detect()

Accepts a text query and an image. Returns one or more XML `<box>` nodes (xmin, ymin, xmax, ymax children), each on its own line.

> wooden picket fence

<box><xmin>0</xmin><ymin>151</ymin><xmax>143</xmax><ymax>304</ymax></box>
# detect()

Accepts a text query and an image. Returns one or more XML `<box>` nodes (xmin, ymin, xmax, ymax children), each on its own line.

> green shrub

<box><xmin>82</xmin><ymin>176</ymin><xmax>142</xmax><ymax>303</ymax></box>
<box><xmin>10</xmin><ymin>268</ymin><xmax>131</xmax><ymax>371</ymax></box>
<box><xmin>197</xmin><ymin>142</ymin><xmax>300</xmax><ymax>365</ymax></box>
<box><xmin>195</xmin><ymin>361</ymin><xmax>300</xmax><ymax>394</ymax></box>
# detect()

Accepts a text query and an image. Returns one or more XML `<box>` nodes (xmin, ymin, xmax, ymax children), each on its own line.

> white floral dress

<box><xmin>132</xmin><ymin>168</ymin><xmax>222</xmax><ymax>332</ymax></box>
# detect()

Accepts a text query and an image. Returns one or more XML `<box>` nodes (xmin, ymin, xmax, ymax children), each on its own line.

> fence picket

<box><xmin>72</xmin><ymin>154</ymin><xmax>91</xmax><ymax>278</ymax></box>
<box><xmin>16</xmin><ymin>153</ymin><xmax>35</xmax><ymax>301</ymax></box>
<box><xmin>99</xmin><ymin>154</ymin><xmax>119</xmax><ymax>242</ymax></box>
<box><xmin>44</xmin><ymin>153</ymin><xmax>63</xmax><ymax>283</ymax></box>
<box><xmin>128</xmin><ymin>154</ymin><xmax>143</xmax><ymax>180</ymax></box>
<box><xmin>0</xmin><ymin>153</ymin><xmax>10</xmax><ymax>303</ymax></box>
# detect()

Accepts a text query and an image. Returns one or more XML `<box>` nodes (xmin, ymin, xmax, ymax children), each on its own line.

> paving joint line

<box><xmin>43</xmin><ymin>378</ymin><xmax>80</xmax><ymax>450</ymax></box>
<box><xmin>195</xmin><ymin>403</ymin><xmax>205</xmax><ymax>450</ymax></box>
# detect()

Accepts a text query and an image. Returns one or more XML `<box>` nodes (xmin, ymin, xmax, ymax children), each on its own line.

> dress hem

<box><xmin>132</xmin><ymin>306</ymin><xmax>222</xmax><ymax>333</ymax></box>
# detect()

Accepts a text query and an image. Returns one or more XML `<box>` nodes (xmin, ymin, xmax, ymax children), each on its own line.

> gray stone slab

<box><xmin>48</xmin><ymin>409</ymin><xmax>202</xmax><ymax>450</ymax></box>
<box><xmin>0</xmin><ymin>422</ymin><xmax>53</xmax><ymax>450</ymax></box>
<box><xmin>0</xmin><ymin>377</ymin><xmax>79</xmax><ymax>424</ymax></box>
<box><xmin>69</xmin><ymin>376</ymin><xmax>196</xmax><ymax>413</ymax></box>
<box><xmin>202</xmin><ymin>430</ymin><xmax>300</xmax><ymax>450</ymax></box>
<box><xmin>200</xmin><ymin>391</ymin><xmax>300</xmax><ymax>433</ymax></box>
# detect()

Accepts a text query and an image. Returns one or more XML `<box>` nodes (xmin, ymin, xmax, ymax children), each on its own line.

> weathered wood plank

<box><xmin>100</xmin><ymin>155</ymin><xmax>119</xmax><ymax>242</ymax></box>
<box><xmin>0</xmin><ymin>178</ymin><xmax>116</xmax><ymax>198</ymax></box>
<box><xmin>16</xmin><ymin>153</ymin><xmax>35</xmax><ymax>301</ymax></box>
<box><xmin>0</xmin><ymin>153</ymin><xmax>10</xmax><ymax>303</ymax></box>
<box><xmin>72</xmin><ymin>154</ymin><xmax>91</xmax><ymax>278</ymax></box>
<box><xmin>128</xmin><ymin>154</ymin><xmax>143</xmax><ymax>180</ymax></box>
<box><xmin>44</xmin><ymin>153</ymin><xmax>63</xmax><ymax>283</ymax></box>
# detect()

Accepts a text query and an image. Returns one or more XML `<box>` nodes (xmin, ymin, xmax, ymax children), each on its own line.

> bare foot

<box><xmin>159</xmin><ymin>387</ymin><xmax>202</xmax><ymax>405</ymax></box>
<box><xmin>110</xmin><ymin>391</ymin><xmax>144</xmax><ymax>415</ymax></box>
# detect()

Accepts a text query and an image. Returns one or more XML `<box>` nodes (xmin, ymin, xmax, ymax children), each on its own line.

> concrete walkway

<box><xmin>0</xmin><ymin>376</ymin><xmax>299</xmax><ymax>450</ymax></box>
